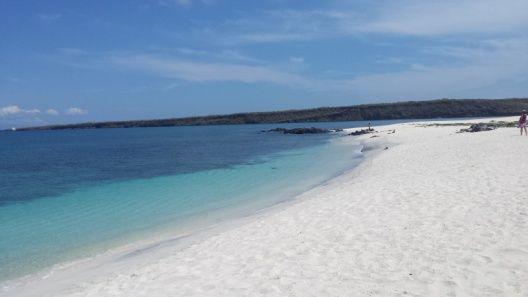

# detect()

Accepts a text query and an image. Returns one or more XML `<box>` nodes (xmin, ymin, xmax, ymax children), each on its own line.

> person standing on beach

<box><xmin>519</xmin><ymin>110</ymin><xmax>527</xmax><ymax>136</ymax></box>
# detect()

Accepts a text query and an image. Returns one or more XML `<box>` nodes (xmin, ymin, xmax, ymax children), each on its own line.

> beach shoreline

<box><xmin>1</xmin><ymin>131</ymin><xmax>364</xmax><ymax>295</ymax></box>
<box><xmin>0</xmin><ymin>125</ymin><xmax>365</xmax><ymax>284</ymax></box>
<box><xmin>4</xmin><ymin>116</ymin><xmax>528</xmax><ymax>297</ymax></box>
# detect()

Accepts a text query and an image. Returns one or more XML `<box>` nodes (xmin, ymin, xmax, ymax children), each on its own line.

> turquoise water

<box><xmin>0</xmin><ymin>121</ymin><xmax>402</xmax><ymax>281</ymax></box>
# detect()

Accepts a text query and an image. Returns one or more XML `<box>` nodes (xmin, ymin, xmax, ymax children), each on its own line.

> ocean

<box><xmin>0</xmin><ymin>120</ymin><xmax>400</xmax><ymax>282</ymax></box>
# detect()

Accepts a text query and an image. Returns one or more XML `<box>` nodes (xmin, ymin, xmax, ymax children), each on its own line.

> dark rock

<box><xmin>285</xmin><ymin>127</ymin><xmax>329</xmax><ymax>134</ymax></box>
<box><xmin>264</xmin><ymin>127</ymin><xmax>331</xmax><ymax>134</ymax></box>
<box><xmin>360</xmin><ymin>146</ymin><xmax>375</xmax><ymax>153</ymax></box>
<box><xmin>458</xmin><ymin>123</ymin><xmax>497</xmax><ymax>133</ymax></box>
<box><xmin>266</xmin><ymin>128</ymin><xmax>288</xmax><ymax>133</ymax></box>
<box><xmin>348</xmin><ymin>128</ymin><xmax>375</xmax><ymax>136</ymax></box>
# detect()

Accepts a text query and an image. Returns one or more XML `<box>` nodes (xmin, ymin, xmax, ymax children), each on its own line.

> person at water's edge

<box><xmin>519</xmin><ymin>110</ymin><xmax>527</xmax><ymax>136</ymax></box>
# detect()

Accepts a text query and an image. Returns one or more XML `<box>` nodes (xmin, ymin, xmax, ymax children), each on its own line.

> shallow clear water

<box><xmin>0</xmin><ymin>120</ymin><xmax>403</xmax><ymax>281</ymax></box>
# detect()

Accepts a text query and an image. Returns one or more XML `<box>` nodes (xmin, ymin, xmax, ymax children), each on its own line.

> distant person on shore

<box><xmin>519</xmin><ymin>110</ymin><xmax>527</xmax><ymax>136</ymax></box>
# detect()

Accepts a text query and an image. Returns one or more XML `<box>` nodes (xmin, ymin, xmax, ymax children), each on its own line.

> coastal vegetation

<box><xmin>15</xmin><ymin>98</ymin><xmax>528</xmax><ymax>131</ymax></box>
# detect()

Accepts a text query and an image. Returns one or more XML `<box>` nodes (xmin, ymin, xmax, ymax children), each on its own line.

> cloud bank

<box><xmin>221</xmin><ymin>0</ymin><xmax>528</xmax><ymax>43</ymax></box>
<box><xmin>111</xmin><ymin>54</ymin><xmax>313</xmax><ymax>88</ymax></box>
<box><xmin>107</xmin><ymin>36</ymin><xmax>528</xmax><ymax>99</ymax></box>
<box><xmin>0</xmin><ymin>106</ymin><xmax>86</xmax><ymax>118</ymax></box>
<box><xmin>0</xmin><ymin>106</ymin><xmax>41</xmax><ymax>116</ymax></box>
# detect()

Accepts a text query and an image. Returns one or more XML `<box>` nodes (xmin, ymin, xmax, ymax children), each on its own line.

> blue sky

<box><xmin>1</xmin><ymin>0</ymin><xmax>528</xmax><ymax>128</ymax></box>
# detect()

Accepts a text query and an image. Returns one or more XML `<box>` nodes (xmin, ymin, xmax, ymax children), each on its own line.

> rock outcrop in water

<box><xmin>264</xmin><ymin>127</ymin><xmax>342</xmax><ymax>134</ymax></box>
<box><xmin>348</xmin><ymin>128</ymin><xmax>375</xmax><ymax>136</ymax></box>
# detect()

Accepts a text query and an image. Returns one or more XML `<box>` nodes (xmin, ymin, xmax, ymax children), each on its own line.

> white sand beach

<box><xmin>4</xmin><ymin>117</ymin><xmax>528</xmax><ymax>297</ymax></box>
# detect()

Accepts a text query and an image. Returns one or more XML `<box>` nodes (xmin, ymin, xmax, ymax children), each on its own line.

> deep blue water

<box><xmin>0</xmin><ymin>124</ymin><xmax>329</xmax><ymax>205</ymax></box>
<box><xmin>0</xmin><ymin>120</ymin><xmax>404</xmax><ymax>281</ymax></box>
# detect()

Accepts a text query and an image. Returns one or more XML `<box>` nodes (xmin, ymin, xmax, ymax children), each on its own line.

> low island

<box><xmin>12</xmin><ymin>98</ymin><xmax>528</xmax><ymax>131</ymax></box>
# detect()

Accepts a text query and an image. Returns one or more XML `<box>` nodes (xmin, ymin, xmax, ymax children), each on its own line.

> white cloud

<box><xmin>46</xmin><ymin>109</ymin><xmax>59</xmax><ymax>115</ymax></box>
<box><xmin>65</xmin><ymin>107</ymin><xmax>87</xmax><ymax>115</ymax></box>
<box><xmin>26</xmin><ymin>109</ymin><xmax>41</xmax><ymax>114</ymax></box>
<box><xmin>175</xmin><ymin>48</ymin><xmax>264</xmax><ymax>63</ymax></box>
<box><xmin>180</xmin><ymin>1</ymin><xmax>527</xmax><ymax>99</ymax></box>
<box><xmin>376</xmin><ymin>57</ymin><xmax>404</xmax><ymax>64</ymax></box>
<box><xmin>238</xmin><ymin>33</ymin><xmax>317</xmax><ymax>43</ymax></box>
<box><xmin>340</xmin><ymin>38</ymin><xmax>528</xmax><ymax>99</ymax></box>
<box><xmin>0</xmin><ymin>105</ymin><xmax>23</xmax><ymax>116</ymax></box>
<box><xmin>219</xmin><ymin>0</ymin><xmax>528</xmax><ymax>44</ymax></box>
<box><xmin>111</xmin><ymin>54</ymin><xmax>312</xmax><ymax>87</ymax></box>
<box><xmin>37</xmin><ymin>13</ymin><xmax>62</xmax><ymax>22</ymax></box>
<box><xmin>108</xmin><ymin>36</ymin><xmax>528</xmax><ymax>99</ymax></box>
<box><xmin>58</xmin><ymin>48</ymin><xmax>88</xmax><ymax>56</ymax></box>
<box><xmin>158</xmin><ymin>0</ymin><xmax>212</xmax><ymax>7</ymax></box>
<box><xmin>0</xmin><ymin>106</ymin><xmax>44</xmax><ymax>116</ymax></box>
<box><xmin>362</xmin><ymin>0</ymin><xmax>528</xmax><ymax>36</ymax></box>
<box><xmin>176</xmin><ymin>47</ymin><xmax>207</xmax><ymax>55</ymax></box>
<box><xmin>289</xmin><ymin>57</ymin><xmax>304</xmax><ymax>63</ymax></box>
<box><xmin>224</xmin><ymin>10</ymin><xmax>346</xmax><ymax>44</ymax></box>
<box><xmin>217</xmin><ymin>50</ymin><xmax>264</xmax><ymax>63</ymax></box>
